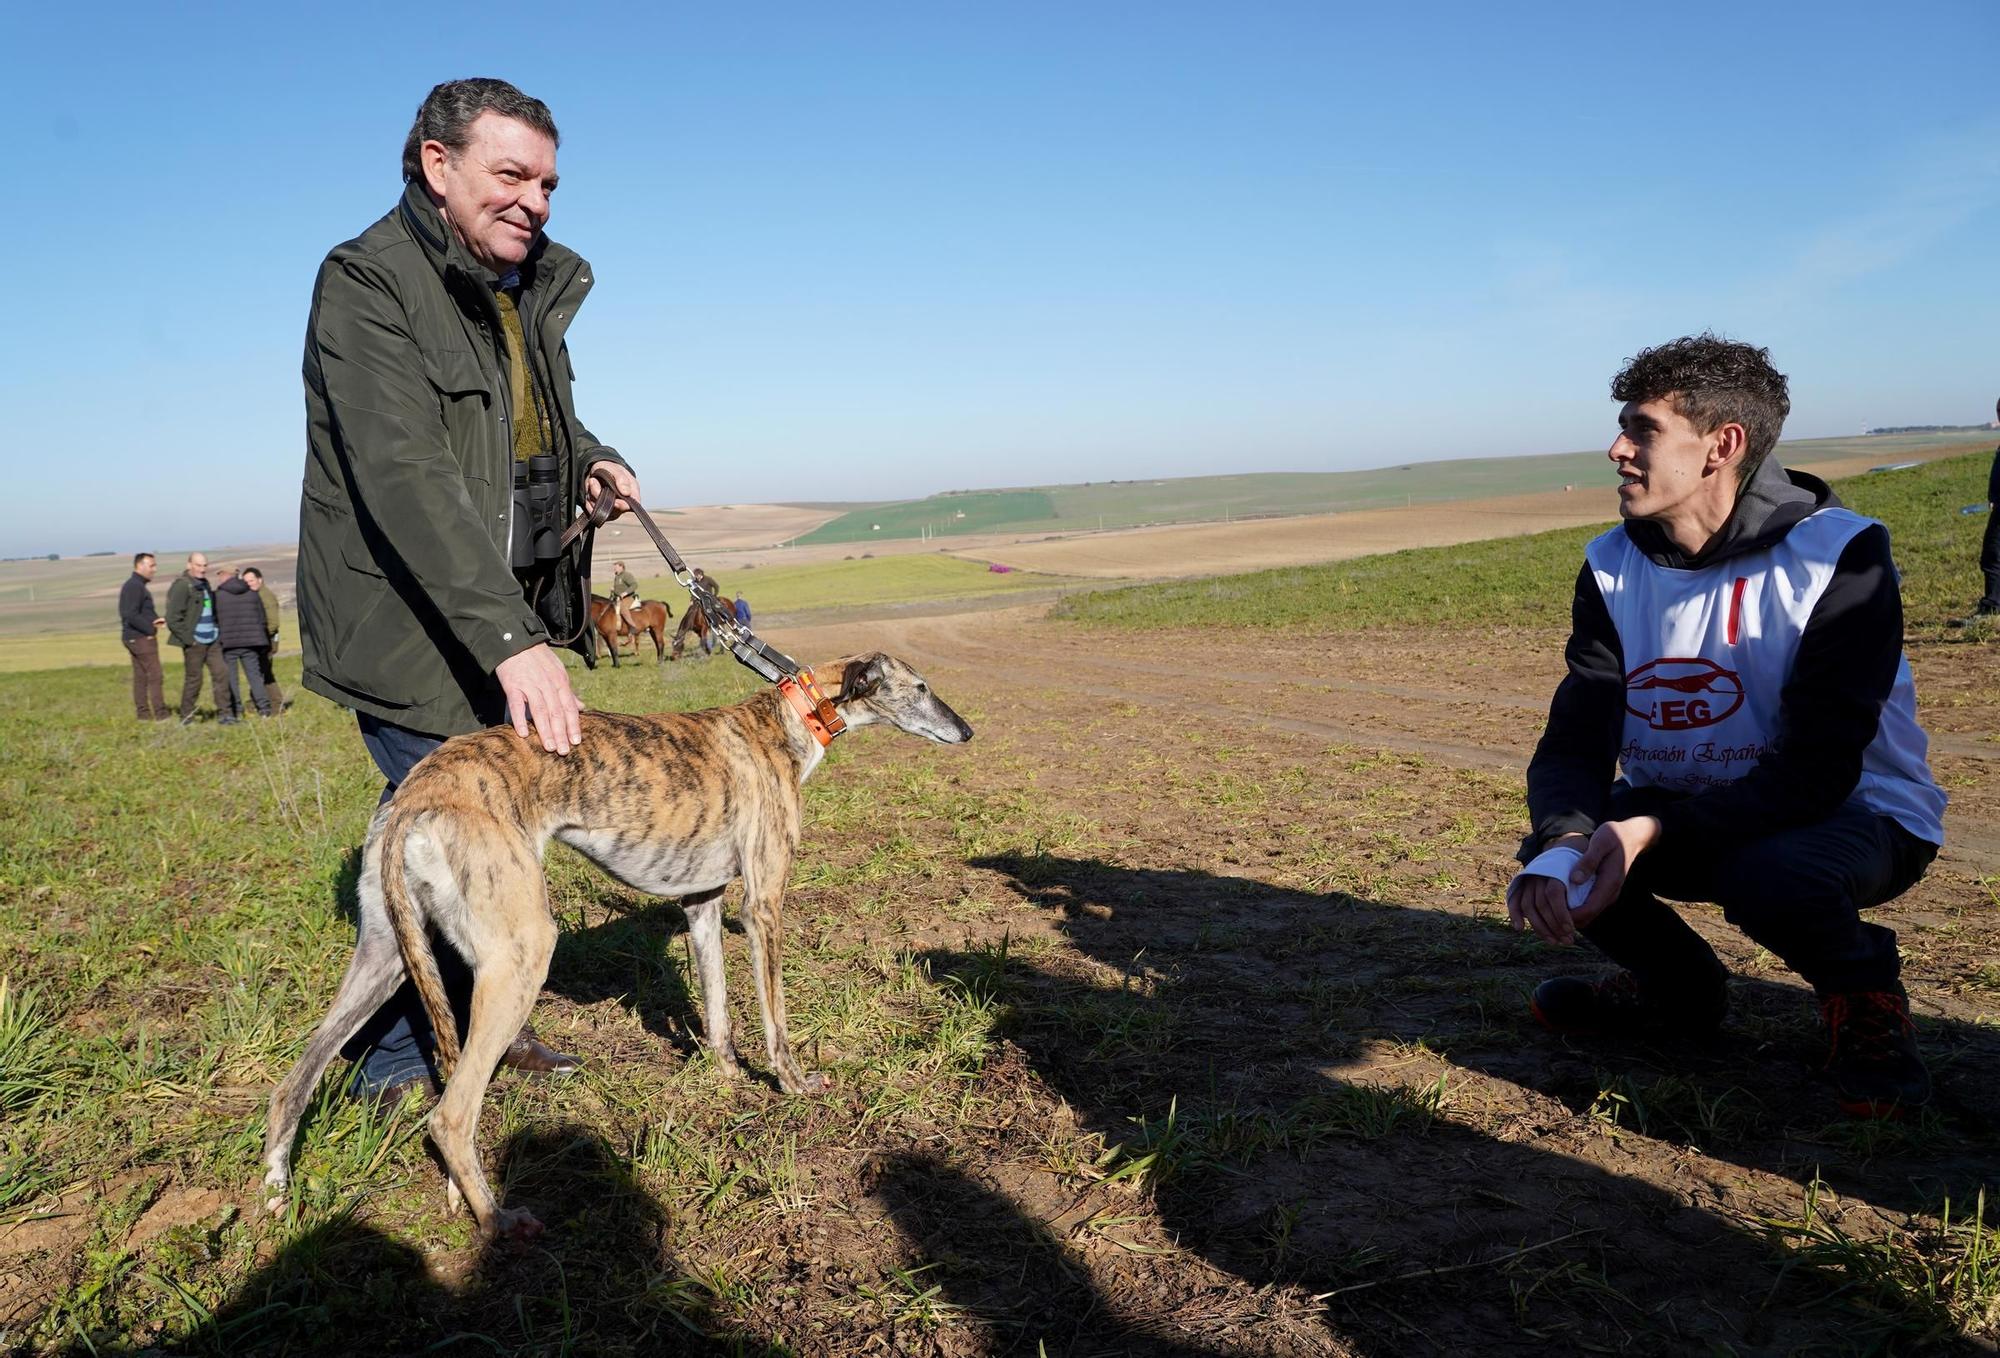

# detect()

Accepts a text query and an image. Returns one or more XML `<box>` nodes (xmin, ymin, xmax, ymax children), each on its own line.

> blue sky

<box><xmin>3</xmin><ymin>0</ymin><xmax>1996</xmax><ymax>555</ymax></box>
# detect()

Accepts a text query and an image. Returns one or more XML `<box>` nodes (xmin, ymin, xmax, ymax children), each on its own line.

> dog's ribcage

<box><xmin>554</xmin><ymin>824</ymin><xmax>744</xmax><ymax>898</ymax></box>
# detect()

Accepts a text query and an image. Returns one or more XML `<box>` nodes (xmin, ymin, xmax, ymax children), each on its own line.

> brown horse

<box><xmin>671</xmin><ymin>603</ymin><xmax>716</xmax><ymax>661</ymax></box>
<box><xmin>589</xmin><ymin>594</ymin><xmax>672</xmax><ymax>666</ymax></box>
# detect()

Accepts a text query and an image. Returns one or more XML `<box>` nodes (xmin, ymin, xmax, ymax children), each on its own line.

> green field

<box><xmin>785</xmin><ymin>432</ymin><xmax>1997</xmax><ymax>545</ymax></box>
<box><xmin>1055</xmin><ymin>449</ymin><xmax>1998</xmax><ymax>635</ymax></box>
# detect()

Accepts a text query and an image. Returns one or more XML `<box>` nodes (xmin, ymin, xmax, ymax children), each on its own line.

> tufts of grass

<box><xmin>1756</xmin><ymin>1178</ymin><xmax>2000</xmax><ymax>1346</ymax></box>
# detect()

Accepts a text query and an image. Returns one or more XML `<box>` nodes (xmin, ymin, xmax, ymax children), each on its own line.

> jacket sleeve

<box><xmin>1522</xmin><ymin>562</ymin><xmax>1625</xmax><ymax>861</ymax></box>
<box><xmin>261</xmin><ymin>589</ymin><xmax>280</xmax><ymax>638</ymax></box>
<box><xmin>314</xmin><ymin>258</ymin><xmax>543</xmax><ymax>674</ymax></box>
<box><xmin>1651</xmin><ymin>525</ymin><xmax>1903</xmax><ymax>846</ymax></box>
<box><xmin>118</xmin><ymin>580</ymin><xmax>147</xmax><ymax>635</ymax></box>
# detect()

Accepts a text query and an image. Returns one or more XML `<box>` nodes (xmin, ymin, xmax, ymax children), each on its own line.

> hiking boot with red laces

<box><xmin>1821</xmin><ymin>990</ymin><xmax>1930</xmax><ymax>1118</ymax></box>
<box><xmin>1530</xmin><ymin>971</ymin><xmax>1726</xmax><ymax>1039</ymax></box>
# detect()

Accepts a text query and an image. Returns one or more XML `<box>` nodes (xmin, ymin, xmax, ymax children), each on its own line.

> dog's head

<box><xmin>827</xmin><ymin>653</ymin><xmax>973</xmax><ymax>745</ymax></box>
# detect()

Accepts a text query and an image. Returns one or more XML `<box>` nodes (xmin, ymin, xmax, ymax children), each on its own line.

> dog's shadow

<box><xmin>541</xmin><ymin>889</ymin><xmax>714</xmax><ymax>1060</ymax></box>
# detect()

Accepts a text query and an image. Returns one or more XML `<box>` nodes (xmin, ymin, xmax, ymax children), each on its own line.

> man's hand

<box><xmin>494</xmin><ymin>644</ymin><xmax>584</xmax><ymax>755</ymax></box>
<box><xmin>1506</xmin><ymin>832</ymin><xmax>1587</xmax><ymax>945</ymax></box>
<box><xmin>584</xmin><ymin>460</ymin><xmax>643</xmax><ymax>522</ymax></box>
<box><xmin>1569</xmin><ymin>815</ymin><xmax>1661</xmax><ymax>927</ymax></box>
<box><xmin>153</xmin><ymin>618</ymin><xmax>165</xmax><ymax>629</ymax></box>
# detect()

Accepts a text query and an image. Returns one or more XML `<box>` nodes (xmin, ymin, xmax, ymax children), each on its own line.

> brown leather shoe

<box><xmin>500</xmin><ymin>1027</ymin><xmax>582</xmax><ymax>1075</ymax></box>
<box><xmin>359</xmin><ymin>1071</ymin><xmax>439</xmax><ymax>1110</ymax></box>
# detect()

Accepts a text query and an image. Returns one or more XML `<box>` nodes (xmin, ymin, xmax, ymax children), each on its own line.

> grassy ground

<box><xmin>7</xmin><ymin>455</ymin><xmax>2000</xmax><ymax>1354</ymax></box>
<box><xmin>1054</xmin><ymin>449</ymin><xmax>1998</xmax><ymax>635</ymax></box>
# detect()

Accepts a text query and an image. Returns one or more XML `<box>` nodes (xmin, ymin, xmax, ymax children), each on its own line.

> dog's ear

<box><xmin>837</xmin><ymin>654</ymin><xmax>887</xmax><ymax>703</ymax></box>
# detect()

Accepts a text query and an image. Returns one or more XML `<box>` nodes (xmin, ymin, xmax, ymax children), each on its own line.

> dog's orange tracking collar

<box><xmin>779</xmin><ymin>669</ymin><xmax>846</xmax><ymax>747</ymax></box>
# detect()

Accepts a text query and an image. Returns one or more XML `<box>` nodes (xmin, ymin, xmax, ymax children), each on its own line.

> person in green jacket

<box><xmin>299</xmin><ymin>78</ymin><xmax>647</xmax><ymax>1102</ymax></box>
<box><xmin>607</xmin><ymin>560</ymin><xmax>640</xmax><ymax>643</ymax></box>
<box><xmin>243</xmin><ymin>566</ymin><xmax>283</xmax><ymax>712</ymax></box>
<box><xmin>165</xmin><ymin>551</ymin><xmax>230</xmax><ymax>724</ymax></box>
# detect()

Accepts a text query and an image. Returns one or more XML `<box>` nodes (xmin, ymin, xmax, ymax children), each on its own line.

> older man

<box><xmin>1507</xmin><ymin>335</ymin><xmax>1945</xmax><ymax>1118</ymax></box>
<box><xmin>166</xmin><ymin>552</ymin><xmax>229</xmax><ymax>724</ymax></box>
<box><xmin>299</xmin><ymin>78</ymin><xmax>645</xmax><ymax>1102</ymax></box>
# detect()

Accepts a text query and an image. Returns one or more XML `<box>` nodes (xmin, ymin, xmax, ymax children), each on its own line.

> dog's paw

<box><xmin>446</xmin><ymin>1178</ymin><xmax>465</xmax><ymax>1217</ymax></box>
<box><xmin>261</xmin><ymin>1168</ymin><xmax>289</xmax><ymax>1216</ymax></box>
<box><xmin>482</xmin><ymin>1207</ymin><xmax>545</xmax><ymax>1243</ymax></box>
<box><xmin>790</xmin><ymin>1070</ymin><xmax>834</xmax><ymax>1096</ymax></box>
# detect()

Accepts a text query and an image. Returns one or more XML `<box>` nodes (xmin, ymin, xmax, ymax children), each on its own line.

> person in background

<box><xmin>166</xmin><ymin>552</ymin><xmax>230</xmax><ymax>725</ymax></box>
<box><xmin>733</xmin><ymin>593</ymin><xmax>751</xmax><ymax>627</ymax></box>
<box><xmin>214</xmin><ymin>566</ymin><xmax>274</xmax><ymax>719</ymax></box>
<box><xmin>1957</xmin><ymin>396</ymin><xmax>2000</xmax><ymax>626</ymax></box>
<box><xmin>118</xmin><ymin>552</ymin><xmax>169</xmax><ymax>721</ymax></box>
<box><xmin>608</xmin><ymin>559</ymin><xmax>640</xmax><ymax>641</ymax></box>
<box><xmin>244</xmin><ymin>567</ymin><xmax>283</xmax><ymax>711</ymax></box>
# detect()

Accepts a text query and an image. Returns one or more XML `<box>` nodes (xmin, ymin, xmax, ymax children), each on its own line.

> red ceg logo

<box><xmin>1625</xmin><ymin>657</ymin><xmax>1743</xmax><ymax>731</ymax></box>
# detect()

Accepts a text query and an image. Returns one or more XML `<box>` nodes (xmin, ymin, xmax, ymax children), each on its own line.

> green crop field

<box><xmin>1055</xmin><ymin>449</ymin><xmax>1998</xmax><ymax>635</ymax></box>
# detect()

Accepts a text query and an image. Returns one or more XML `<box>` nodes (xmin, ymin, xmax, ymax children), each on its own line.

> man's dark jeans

<box><xmin>125</xmin><ymin>635</ymin><xmax>168</xmax><ymax>720</ymax></box>
<box><xmin>223</xmin><ymin>646</ymin><xmax>272</xmax><ymax>717</ymax></box>
<box><xmin>1580</xmin><ymin>785</ymin><xmax>1937</xmax><ymax>1003</ymax></box>
<box><xmin>340</xmin><ymin>713</ymin><xmax>475</xmax><ymax>1095</ymax></box>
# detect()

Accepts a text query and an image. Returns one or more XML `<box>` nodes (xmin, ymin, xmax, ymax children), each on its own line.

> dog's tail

<box><xmin>378</xmin><ymin>802</ymin><xmax>463</xmax><ymax>1079</ymax></box>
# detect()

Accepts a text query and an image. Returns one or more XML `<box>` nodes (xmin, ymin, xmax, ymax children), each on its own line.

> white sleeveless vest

<box><xmin>1584</xmin><ymin>509</ymin><xmax>1945</xmax><ymax>845</ymax></box>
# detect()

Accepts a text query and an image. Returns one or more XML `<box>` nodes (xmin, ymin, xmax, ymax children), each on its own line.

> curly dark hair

<box><xmin>402</xmin><ymin>78</ymin><xmax>559</xmax><ymax>184</ymax></box>
<box><xmin>1610</xmin><ymin>334</ymin><xmax>1790</xmax><ymax>480</ymax></box>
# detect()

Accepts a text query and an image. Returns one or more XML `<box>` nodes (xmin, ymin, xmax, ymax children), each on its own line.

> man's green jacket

<box><xmin>164</xmin><ymin>574</ymin><xmax>207</xmax><ymax>648</ymax></box>
<box><xmin>258</xmin><ymin>587</ymin><xmax>280</xmax><ymax>647</ymax></box>
<box><xmin>298</xmin><ymin>181</ymin><xmax>630</xmax><ymax>736</ymax></box>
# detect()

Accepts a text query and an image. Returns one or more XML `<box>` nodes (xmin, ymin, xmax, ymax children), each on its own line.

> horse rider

<box><xmin>608</xmin><ymin>560</ymin><xmax>640</xmax><ymax>640</ymax></box>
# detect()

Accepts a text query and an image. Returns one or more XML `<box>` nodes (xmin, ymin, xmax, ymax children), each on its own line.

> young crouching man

<box><xmin>1507</xmin><ymin>334</ymin><xmax>1945</xmax><ymax>1117</ymax></box>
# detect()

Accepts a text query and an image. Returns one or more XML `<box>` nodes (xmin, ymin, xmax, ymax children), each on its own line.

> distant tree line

<box><xmin>1862</xmin><ymin>424</ymin><xmax>1991</xmax><ymax>435</ymax></box>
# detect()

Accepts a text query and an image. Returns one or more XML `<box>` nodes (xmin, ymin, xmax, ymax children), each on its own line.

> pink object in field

<box><xmin>987</xmin><ymin>563</ymin><xmax>1013</xmax><ymax>573</ymax></box>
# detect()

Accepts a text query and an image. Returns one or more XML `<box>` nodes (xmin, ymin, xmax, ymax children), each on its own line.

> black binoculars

<box><xmin>510</xmin><ymin>453</ymin><xmax>565</xmax><ymax>570</ymax></box>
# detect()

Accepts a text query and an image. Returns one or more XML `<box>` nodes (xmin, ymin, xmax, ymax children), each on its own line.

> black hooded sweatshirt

<box><xmin>1521</xmin><ymin>456</ymin><xmax>1910</xmax><ymax>860</ymax></box>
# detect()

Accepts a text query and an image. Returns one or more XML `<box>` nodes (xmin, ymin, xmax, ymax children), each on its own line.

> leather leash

<box><xmin>560</xmin><ymin>479</ymin><xmax>847</xmax><ymax>744</ymax></box>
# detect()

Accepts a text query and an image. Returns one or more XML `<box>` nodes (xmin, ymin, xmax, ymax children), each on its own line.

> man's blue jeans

<box><xmin>339</xmin><ymin>713</ymin><xmax>474</xmax><ymax>1096</ymax></box>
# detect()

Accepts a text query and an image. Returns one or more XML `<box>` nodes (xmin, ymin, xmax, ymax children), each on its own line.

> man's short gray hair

<box><xmin>401</xmin><ymin>78</ymin><xmax>559</xmax><ymax>183</ymax></box>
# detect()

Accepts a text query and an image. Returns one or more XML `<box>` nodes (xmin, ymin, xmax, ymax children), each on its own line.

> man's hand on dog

<box><xmin>495</xmin><ymin>644</ymin><xmax>584</xmax><ymax>754</ymax></box>
<box><xmin>584</xmin><ymin>460</ymin><xmax>643</xmax><ymax>521</ymax></box>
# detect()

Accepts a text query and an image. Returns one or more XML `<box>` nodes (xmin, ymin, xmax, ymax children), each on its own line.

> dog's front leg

<box><xmin>739</xmin><ymin>844</ymin><xmax>829</xmax><ymax>1096</ymax></box>
<box><xmin>682</xmin><ymin>889</ymin><xmax>743</xmax><ymax>1079</ymax></box>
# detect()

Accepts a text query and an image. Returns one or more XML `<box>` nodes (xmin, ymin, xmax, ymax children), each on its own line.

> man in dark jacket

<box><xmin>300</xmin><ymin>78</ymin><xmax>644</xmax><ymax>1101</ymax></box>
<box><xmin>165</xmin><ymin>552</ymin><xmax>229</xmax><ymax>724</ymax></box>
<box><xmin>1958</xmin><ymin>395</ymin><xmax>2000</xmax><ymax>625</ymax></box>
<box><xmin>1507</xmin><ymin>335</ymin><xmax>1945</xmax><ymax>1118</ymax></box>
<box><xmin>214</xmin><ymin>569</ymin><xmax>274</xmax><ymax>718</ymax></box>
<box><xmin>118</xmin><ymin>552</ymin><xmax>169</xmax><ymax>720</ymax></box>
<box><xmin>244</xmin><ymin>567</ymin><xmax>283</xmax><ymax>712</ymax></box>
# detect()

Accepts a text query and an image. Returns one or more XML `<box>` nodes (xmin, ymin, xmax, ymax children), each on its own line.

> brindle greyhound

<box><xmin>262</xmin><ymin>653</ymin><xmax>971</xmax><ymax>1239</ymax></box>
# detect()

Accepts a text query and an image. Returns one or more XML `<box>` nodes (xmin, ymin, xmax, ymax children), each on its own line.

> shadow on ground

<box><xmin>896</xmin><ymin>851</ymin><xmax>2000</xmax><ymax>1355</ymax></box>
<box><xmin>74</xmin><ymin>1126</ymin><xmax>764</xmax><ymax>1358</ymax></box>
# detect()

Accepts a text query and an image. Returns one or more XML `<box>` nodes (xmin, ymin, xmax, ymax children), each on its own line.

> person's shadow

<box><xmin>91</xmin><ymin>1125</ymin><xmax>766</xmax><ymax>1357</ymax></box>
<box><xmin>891</xmin><ymin>851</ymin><xmax>2000</xmax><ymax>1355</ymax></box>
